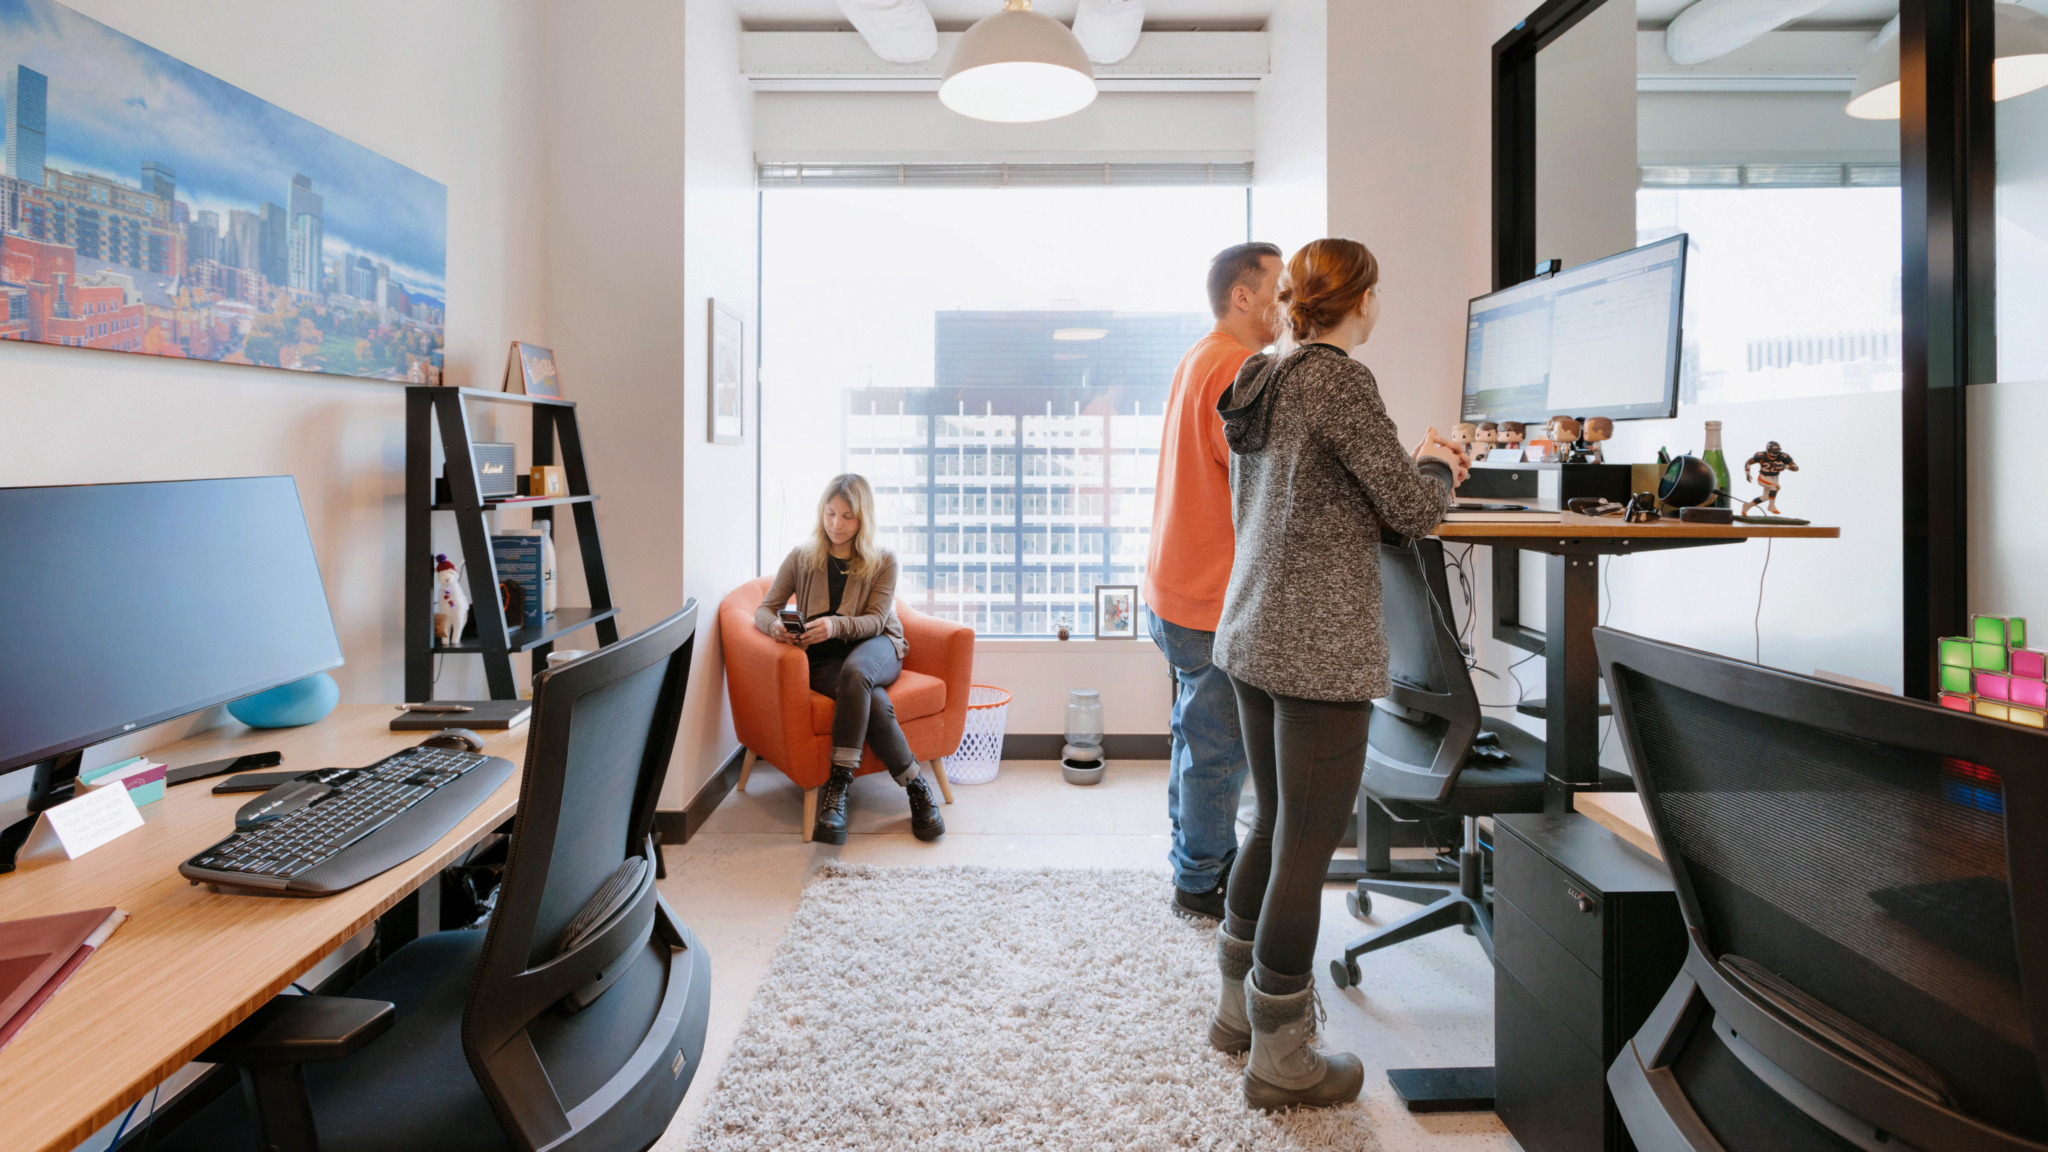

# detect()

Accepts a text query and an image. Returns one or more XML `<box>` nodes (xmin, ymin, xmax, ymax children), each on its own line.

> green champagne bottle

<box><xmin>1702</xmin><ymin>420</ymin><xmax>1731</xmax><ymax>509</ymax></box>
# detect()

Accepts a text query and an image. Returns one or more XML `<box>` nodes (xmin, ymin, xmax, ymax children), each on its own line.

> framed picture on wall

<box><xmin>1094</xmin><ymin>585</ymin><xmax>1138</xmax><ymax>640</ymax></box>
<box><xmin>708</xmin><ymin>300</ymin><xmax>746</xmax><ymax>445</ymax></box>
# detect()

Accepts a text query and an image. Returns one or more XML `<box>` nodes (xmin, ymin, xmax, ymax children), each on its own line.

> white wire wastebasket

<box><xmin>943</xmin><ymin>686</ymin><xmax>1012</xmax><ymax>785</ymax></box>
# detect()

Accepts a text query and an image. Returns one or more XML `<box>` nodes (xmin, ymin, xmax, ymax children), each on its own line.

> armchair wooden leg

<box><xmin>802</xmin><ymin>787</ymin><xmax>817</xmax><ymax>843</ymax></box>
<box><xmin>737</xmin><ymin>749</ymin><xmax>758</xmax><ymax>794</ymax></box>
<box><xmin>928</xmin><ymin>759</ymin><xmax>954</xmax><ymax>804</ymax></box>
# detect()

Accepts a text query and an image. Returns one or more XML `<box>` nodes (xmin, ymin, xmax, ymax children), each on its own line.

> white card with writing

<box><xmin>23</xmin><ymin>781</ymin><xmax>145</xmax><ymax>861</ymax></box>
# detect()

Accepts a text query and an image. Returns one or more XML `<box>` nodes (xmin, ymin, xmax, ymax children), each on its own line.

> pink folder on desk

<box><xmin>0</xmin><ymin>907</ymin><xmax>128</xmax><ymax>1052</ymax></box>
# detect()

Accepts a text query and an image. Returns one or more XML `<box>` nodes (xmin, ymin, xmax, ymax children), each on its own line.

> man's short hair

<box><xmin>1207</xmin><ymin>242</ymin><xmax>1283</xmax><ymax>319</ymax></box>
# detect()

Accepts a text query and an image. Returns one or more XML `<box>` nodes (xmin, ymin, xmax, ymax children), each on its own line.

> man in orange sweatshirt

<box><xmin>1145</xmin><ymin>241</ymin><xmax>1283</xmax><ymax>919</ymax></box>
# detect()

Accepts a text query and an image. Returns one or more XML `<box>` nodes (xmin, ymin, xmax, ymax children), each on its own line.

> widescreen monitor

<box><xmin>0</xmin><ymin>477</ymin><xmax>344</xmax><ymax>778</ymax></box>
<box><xmin>1460</xmin><ymin>234</ymin><xmax>1687</xmax><ymax>424</ymax></box>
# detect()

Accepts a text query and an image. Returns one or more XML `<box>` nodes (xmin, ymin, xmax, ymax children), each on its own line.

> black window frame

<box><xmin>1492</xmin><ymin>0</ymin><xmax>1998</xmax><ymax>698</ymax></box>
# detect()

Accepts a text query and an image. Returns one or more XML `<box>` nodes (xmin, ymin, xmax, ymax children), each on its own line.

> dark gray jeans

<box><xmin>1223</xmin><ymin>673</ymin><xmax>1371</xmax><ymax>988</ymax></box>
<box><xmin>809</xmin><ymin>636</ymin><xmax>918</xmax><ymax>784</ymax></box>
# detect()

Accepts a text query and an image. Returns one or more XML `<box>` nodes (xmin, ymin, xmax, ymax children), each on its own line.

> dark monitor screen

<box><xmin>1460</xmin><ymin>234</ymin><xmax>1687</xmax><ymax>424</ymax></box>
<box><xmin>0</xmin><ymin>477</ymin><xmax>343</xmax><ymax>775</ymax></box>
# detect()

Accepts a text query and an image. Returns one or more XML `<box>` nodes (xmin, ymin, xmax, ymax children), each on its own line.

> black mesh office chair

<box><xmin>1330</xmin><ymin>534</ymin><xmax>1630</xmax><ymax>988</ymax></box>
<box><xmin>1597</xmin><ymin>626</ymin><xmax>2048</xmax><ymax>1151</ymax></box>
<box><xmin>157</xmin><ymin>603</ymin><xmax>710</xmax><ymax>1152</ymax></box>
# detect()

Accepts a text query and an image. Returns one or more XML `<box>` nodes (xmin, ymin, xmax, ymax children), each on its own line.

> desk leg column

<box><xmin>1543</xmin><ymin>552</ymin><xmax>1600</xmax><ymax>813</ymax></box>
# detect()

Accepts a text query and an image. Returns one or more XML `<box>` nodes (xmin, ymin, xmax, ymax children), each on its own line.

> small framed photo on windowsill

<box><xmin>1094</xmin><ymin>584</ymin><xmax>1138</xmax><ymax>640</ymax></box>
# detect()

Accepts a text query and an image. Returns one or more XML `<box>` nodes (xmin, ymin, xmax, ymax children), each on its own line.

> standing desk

<box><xmin>0</xmin><ymin>706</ymin><xmax>528</xmax><ymax>1152</ymax></box>
<box><xmin>1436</xmin><ymin>513</ymin><xmax>1839</xmax><ymax>812</ymax></box>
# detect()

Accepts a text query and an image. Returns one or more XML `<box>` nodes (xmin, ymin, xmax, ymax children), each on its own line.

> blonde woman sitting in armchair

<box><xmin>755</xmin><ymin>474</ymin><xmax>944</xmax><ymax>845</ymax></box>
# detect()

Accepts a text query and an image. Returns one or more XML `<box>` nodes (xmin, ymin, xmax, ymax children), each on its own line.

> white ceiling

<box><xmin>1636</xmin><ymin>0</ymin><xmax>1896</xmax><ymax>31</ymax></box>
<box><xmin>733</xmin><ymin>0</ymin><xmax>1275</xmax><ymax>32</ymax></box>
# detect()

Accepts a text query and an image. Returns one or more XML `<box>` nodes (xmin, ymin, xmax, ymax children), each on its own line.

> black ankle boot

<box><xmin>905</xmin><ymin>775</ymin><xmax>945</xmax><ymax>841</ymax></box>
<box><xmin>814</xmin><ymin>765</ymin><xmax>853</xmax><ymax>845</ymax></box>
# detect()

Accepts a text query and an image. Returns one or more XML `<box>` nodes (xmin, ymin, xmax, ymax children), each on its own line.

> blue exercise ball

<box><xmin>228</xmin><ymin>672</ymin><xmax>341</xmax><ymax>728</ymax></box>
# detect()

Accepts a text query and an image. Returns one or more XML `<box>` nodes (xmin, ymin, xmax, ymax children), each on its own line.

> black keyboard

<box><xmin>180</xmin><ymin>745</ymin><xmax>516</xmax><ymax>896</ymax></box>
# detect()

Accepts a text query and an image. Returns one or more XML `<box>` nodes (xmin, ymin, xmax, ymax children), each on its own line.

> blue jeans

<box><xmin>1150</xmin><ymin>613</ymin><xmax>1251</xmax><ymax>893</ymax></box>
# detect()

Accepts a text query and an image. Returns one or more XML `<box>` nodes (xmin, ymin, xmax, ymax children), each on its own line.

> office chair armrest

<box><xmin>201</xmin><ymin>994</ymin><xmax>395</xmax><ymax>1065</ymax></box>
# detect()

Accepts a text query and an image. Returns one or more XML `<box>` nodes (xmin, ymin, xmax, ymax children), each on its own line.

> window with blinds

<box><xmin>758</xmin><ymin>161</ymin><xmax>1255</xmax><ymax>189</ymax></box>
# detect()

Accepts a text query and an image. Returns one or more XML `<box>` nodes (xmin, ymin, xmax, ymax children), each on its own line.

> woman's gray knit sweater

<box><xmin>1213</xmin><ymin>344</ymin><xmax>1452</xmax><ymax>702</ymax></box>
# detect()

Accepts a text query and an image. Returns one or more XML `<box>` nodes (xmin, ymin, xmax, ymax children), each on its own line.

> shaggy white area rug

<box><xmin>686</xmin><ymin>864</ymin><xmax>1377</xmax><ymax>1152</ymax></box>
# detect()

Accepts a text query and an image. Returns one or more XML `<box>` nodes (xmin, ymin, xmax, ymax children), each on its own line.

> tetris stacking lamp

<box><xmin>940</xmin><ymin>0</ymin><xmax>1097</xmax><ymax>123</ymax></box>
<box><xmin>1848</xmin><ymin>3</ymin><xmax>2048</xmax><ymax>119</ymax></box>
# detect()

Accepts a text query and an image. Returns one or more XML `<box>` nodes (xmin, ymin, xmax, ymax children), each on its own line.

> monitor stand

<box><xmin>0</xmin><ymin>750</ymin><xmax>84</xmax><ymax>873</ymax></box>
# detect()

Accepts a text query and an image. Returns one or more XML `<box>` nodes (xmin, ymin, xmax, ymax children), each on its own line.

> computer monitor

<box><xmin>1460</xmin><ymin>234</ymin><xmax>1687</xmax><ymax>424</ymax></box>
<box><xmin>0</xmin><ymin>477</ymin><xmax>343</xmax><ymax>792</ymax></box>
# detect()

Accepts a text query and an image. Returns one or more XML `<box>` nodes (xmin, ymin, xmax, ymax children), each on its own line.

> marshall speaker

<box><xmin>471</xmin><ymin>442</ymin><xmax>518</xmax><ymax>499</ymax></box>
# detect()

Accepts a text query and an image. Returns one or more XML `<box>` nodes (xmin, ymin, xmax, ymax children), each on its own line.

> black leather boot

<box><xmin>813</xmin><ymin>765</ymin><xmax>853</xmax><ymax>845</ymax></box>
<box><xmin>905</xmin><ymin>775</ymin><xmax>945</xmax><ymax>841</ymax></box>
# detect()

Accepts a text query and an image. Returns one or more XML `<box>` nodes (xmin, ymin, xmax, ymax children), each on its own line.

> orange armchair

<box><xmin>720</xmin><ymin>577</ymin><xmax>976</xmax><ymax>840</ymax></box>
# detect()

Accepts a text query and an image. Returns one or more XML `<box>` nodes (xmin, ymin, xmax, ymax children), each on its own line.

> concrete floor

<box><xmin>652</xmin><ymin>759</ymin><xmax>1522</xmax><ymax>1151</ymax></box>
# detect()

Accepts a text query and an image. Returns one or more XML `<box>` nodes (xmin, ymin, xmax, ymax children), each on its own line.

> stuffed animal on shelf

<box><xmin>432</xmin><ymin>554</ymin><xmax>470</xmax><ymax>647</ymax></box>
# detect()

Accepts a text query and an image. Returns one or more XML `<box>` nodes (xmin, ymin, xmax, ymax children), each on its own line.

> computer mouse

<box><xmin>419</xmin><ymin>727</ymin><xmax>485</xmax><ymax>753</ymax></box>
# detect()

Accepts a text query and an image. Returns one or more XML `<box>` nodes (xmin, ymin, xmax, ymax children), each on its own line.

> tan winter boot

<box><xmin>1210</xmin><ymin>927</ymin><xmax>1254</xmax><ymax>1054</ymax></box>
<box><xmin>1242</xmin><ymin>977</ymin><xmax>1364</xmax><ymax>1110</ymax></box>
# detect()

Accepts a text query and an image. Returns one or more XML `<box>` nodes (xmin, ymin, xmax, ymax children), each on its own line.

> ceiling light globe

<box><xmin>940</xmin><ymin>1</ymin><xmax>1098</xmax><ymax>123</ymax></box>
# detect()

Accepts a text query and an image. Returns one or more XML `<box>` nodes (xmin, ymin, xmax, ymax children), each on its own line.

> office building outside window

<box><xmin>760</xmin><ymin>184</ymin><xmax>1246</xmax><ymax>637</ymax></box>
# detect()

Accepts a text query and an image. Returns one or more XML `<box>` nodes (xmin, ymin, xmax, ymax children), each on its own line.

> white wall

<box><xmin>680</xmin><ymin>0</ymin><xmax>762</xmax><ymax>805</ymax></box>
<box><xmin>0</xmin><ymin>0</ymin><xmax>548</xmax><ymax>719</ymax></box>
<box><xmin>755</xmin><ymin>91</ymin><xmax>1253</xmax><ymax>163</ymax></box>
<box><xmin>543</xmin><ymin>0</ymin><xmax>760</xmax><ymax>810</ymax></box>
<box><xmin>1251</xmin><ymin>0</ymin><xmax>1326</xmax><ymax>256</ymax></box>
<box><xmin>974</xmin><ymin>639</ymin><xmax>1170</xmax><ymax>735</ymax></box>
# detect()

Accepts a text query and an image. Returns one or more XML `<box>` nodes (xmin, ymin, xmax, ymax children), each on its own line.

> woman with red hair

<box><xmin>1204</xmin><ymin>238</ymin><xmax>1469</xmax><ymax>1110</ymax></box>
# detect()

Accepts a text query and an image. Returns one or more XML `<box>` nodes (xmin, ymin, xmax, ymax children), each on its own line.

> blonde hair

<box><xmin>806</xmin><ymin>474</ymin><xmax>880</xmax><ymax>579</ymax></box>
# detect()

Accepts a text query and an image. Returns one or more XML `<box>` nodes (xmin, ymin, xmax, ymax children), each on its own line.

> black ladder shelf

<box><xmin>405</xmin><ymin>386</ymin><xmax>621</xmax><ymax>700</ymax></box>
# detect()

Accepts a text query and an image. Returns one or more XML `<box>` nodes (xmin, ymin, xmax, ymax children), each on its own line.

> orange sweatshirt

<box><xmin>1143</xmin><ymin>330</ymin><xmax>1258</xmax><ymax>632</ymax></box>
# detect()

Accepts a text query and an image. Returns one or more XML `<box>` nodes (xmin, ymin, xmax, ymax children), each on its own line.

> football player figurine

<box><xmin>1473</xmin><ymin>421</ymin><xmax>1499</xmax><ymax>461</ymax></box>
<box><xmin>1742</xmin><ymin>441</ymin><xmax>1799</xmax><ymax>515</ymax></box>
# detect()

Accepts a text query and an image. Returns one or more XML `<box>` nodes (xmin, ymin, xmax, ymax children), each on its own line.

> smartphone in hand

<box><xmin>779</xmin><ymin>607</ymin><xmax>804</xmax><ymax>635</ymax></box>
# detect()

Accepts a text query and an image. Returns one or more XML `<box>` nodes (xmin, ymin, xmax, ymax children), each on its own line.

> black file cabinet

<box><xmin>1493</xmin><ymin>813</ymin><xmax>1687</xmax><ymax>1152</ymax></box>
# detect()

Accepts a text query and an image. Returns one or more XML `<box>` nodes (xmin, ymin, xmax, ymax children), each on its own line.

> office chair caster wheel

<box><xmin>1330</xmin><ymin>958</ymin><xmax>1360</xmax><ymax>989</ymax></box>
<box><xmin>1346</xmin><ymin>890</ymin><xmax>1372</xmax><ymax>921</ymax></box>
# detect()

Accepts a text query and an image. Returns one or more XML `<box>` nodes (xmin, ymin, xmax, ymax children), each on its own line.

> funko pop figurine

<box><xmin>1473</xmin><ymin>421</ymin><xmax>1499</xmax><ymax>461</ymax></box>
<box><xmin>1499</xmin><ymin>421</ymin><xmax>1527</xmax><ymax>459</ymax></box>
<box><xmin>1545</xmin><ymin>416</ymin><xmax>1581</xmax><ymax>462</ymax></box>
<box><xmin>1580</xmin><ymin>416</ymin><xmax>1613</xmax><ymax>464</ymax></box>
<box><xmin>1451</xmin><ymin>422</ymin><xmax>1478</xmax><ymax>455</ymax></box>
<box><xmin>1742</xmin><ymin>441</ymin><xmax>1799</xmax><ymax>515</ymax></box>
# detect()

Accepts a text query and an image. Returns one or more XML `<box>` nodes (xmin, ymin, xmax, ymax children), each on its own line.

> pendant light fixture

<box><xmin>940</xmin><ymin>0</ymin><xmax>1097</xmax><ymax>123</ymax></box>
<box><xmin>1847</xmin><ymin>3</ymin><xmax>2048</xmax><ymax>119</ymax></box>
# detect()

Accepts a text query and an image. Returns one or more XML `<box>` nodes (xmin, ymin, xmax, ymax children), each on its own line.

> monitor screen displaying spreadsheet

<box><xmin>1460</xmin><ymin>234</ymin><xmax>1687</xmax><ymax>424</ymax></box>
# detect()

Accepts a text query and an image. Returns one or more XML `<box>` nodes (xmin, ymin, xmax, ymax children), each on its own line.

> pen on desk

<box><xmin>396</xmin><ymin>703</ymin><xmax>474</xmax><ymax>713</ymax></box>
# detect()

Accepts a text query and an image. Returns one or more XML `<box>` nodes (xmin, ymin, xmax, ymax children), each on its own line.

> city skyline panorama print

<box><xmin>0</xmin><ymin>0</ymin><xmax>447</xmax><ymax>380</ymax></box>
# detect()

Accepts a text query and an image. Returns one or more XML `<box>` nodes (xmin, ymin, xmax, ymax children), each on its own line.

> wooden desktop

<box><xmin>0</xmin><ymin>706</ymin><xmax>527</xmax><ymax>1152</ymax></box>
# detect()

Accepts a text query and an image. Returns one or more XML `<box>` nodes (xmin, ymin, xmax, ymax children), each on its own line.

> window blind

<box><xmin>758</xmin><ymin>161</ymin><xmax>1255</xmax><ymax>189</ymax></box>
<box><xmin>1639</xmin><ymin>163</ymin><xmax>1901</xmax><ymax>189</ymax></box>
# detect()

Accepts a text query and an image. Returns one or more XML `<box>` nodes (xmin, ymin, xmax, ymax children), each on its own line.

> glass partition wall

<box><xmin>1478</xmin><ymin>0</ymin><xmax>1905</xmax><ymax>726</ymax></box>
<box><xmin>757</xmin><ymin>184</ymin><xmax>1246</xmax><ymax>636</ymax></box>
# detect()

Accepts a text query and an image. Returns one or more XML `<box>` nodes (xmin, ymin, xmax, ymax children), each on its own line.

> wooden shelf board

<box><xmin>436</xmin><ymin>606</ymin><xmax>618</xmax><ymax>654</ymax></box>
<box><xmin>431</xmin><ymin>494</ymin><xmax>597</xmax><ymax>512</ymax></box>
<box><xmin>407</xmin><ymin>385</ymin><xmax>574</xmax><ymax>408</ymax></box>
